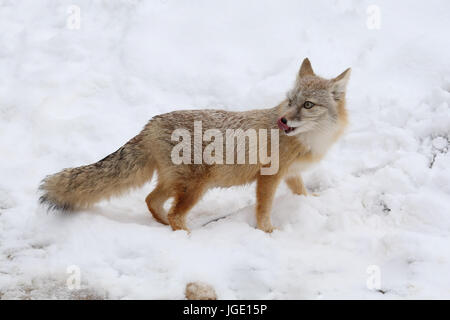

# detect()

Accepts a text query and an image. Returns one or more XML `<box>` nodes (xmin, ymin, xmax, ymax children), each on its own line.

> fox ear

<box><xmin>330</xmin><ymin>68</ymin><xmax>351</xmax><ymax>101</ymax></box>
<box><xmin>298</xmin><ymin>58</ymin><xmax>315</xmax><ymax>78</ymax></box>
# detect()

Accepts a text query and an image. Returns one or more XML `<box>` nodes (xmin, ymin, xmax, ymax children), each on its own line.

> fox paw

<box><xmin>257</xmin><ymin>224</ymin><xmax>277</xmax><ymax>233</ymax></box>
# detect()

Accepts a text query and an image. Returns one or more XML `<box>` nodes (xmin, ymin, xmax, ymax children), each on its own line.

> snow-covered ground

<box><xmin>1</xmin><ymin>0</ymin><xmax>449</xmax><ymax>299</ymax></box>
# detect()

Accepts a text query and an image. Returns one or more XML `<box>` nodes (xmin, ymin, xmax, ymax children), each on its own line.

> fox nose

<box><xmin>280</xmin><ymin>117</ymin><xmax>287</xmax><ymax>124</ymax></box>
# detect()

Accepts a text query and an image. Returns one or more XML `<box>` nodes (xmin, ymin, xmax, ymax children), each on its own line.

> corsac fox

<box><xmin>40</xmin><ymin>58</ymin><xmax>350</xmax><ymax>233</ymax></box>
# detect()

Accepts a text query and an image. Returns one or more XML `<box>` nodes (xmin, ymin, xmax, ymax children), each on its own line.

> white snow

<box><xmin>1</xmin><ymin>0</ymin><xmax>450</xmax><ymax>299</ymax></box>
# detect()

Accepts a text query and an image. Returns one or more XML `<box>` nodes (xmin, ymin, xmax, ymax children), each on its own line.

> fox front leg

<box><xmin>256</xmin><ymin>174</ymin><xmax>282</xmax><ymax>233</ymax></box>
<box><xmin>285</xmin><ymin>175</ymin><xmax>318</xmax><ymax>196</ymax></box>
<box><xmin>285</xmin><ymin>175</ymin><xmax>307</xmax><ymax>196</ymax></box>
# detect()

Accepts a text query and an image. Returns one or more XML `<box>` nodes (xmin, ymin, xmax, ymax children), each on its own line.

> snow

<box><xmin>1</xmin><ymin>0</ymin><xmax>449</xmax><ymax>299</ymax></box>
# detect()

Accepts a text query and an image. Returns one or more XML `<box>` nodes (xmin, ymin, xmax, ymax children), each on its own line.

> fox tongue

<box><xmin>277</xmin><ymin>118</ymin><xmax>291</xmax><ymax>131</ymax></box>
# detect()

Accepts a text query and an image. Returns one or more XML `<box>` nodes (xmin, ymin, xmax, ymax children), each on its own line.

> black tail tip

<box><xmin>39</xmin><ymin>194</ymin><xmax>74</xmax><ymax>212</ymax></box>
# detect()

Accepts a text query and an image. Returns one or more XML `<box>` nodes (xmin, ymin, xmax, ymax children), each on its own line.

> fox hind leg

<box><xmin>168</xmin><ymin>183</ymin><xmax>205</xmax><ymax>231</ymax></box>
<box><xmin>146</xmin><ymin>183</ymin><xmax>173</xmax><ymax>225</ymax></box>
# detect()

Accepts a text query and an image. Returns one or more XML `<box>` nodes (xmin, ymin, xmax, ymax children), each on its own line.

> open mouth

<box><xmin>277</xmin><ymin>118</ymin><xmax>296</xmax><ymax>134</ymax></box>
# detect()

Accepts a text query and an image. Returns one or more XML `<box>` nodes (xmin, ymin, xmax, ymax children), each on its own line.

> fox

<box><xmin>39</xmin><ymin>58</ymin><xmax>350</xmax><ymax>233</ymax></box>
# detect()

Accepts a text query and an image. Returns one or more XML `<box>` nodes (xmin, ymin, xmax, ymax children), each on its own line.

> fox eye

<box><xmin>303</xmin><ymin>101</ymin><xmax>315</xmax><ymax>109</ymax></box>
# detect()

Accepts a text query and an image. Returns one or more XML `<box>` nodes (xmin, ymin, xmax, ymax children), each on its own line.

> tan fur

<box><xmin>39</xmin><ymin>134</ymin><xmax>155</xmax><ymax>211</ymax></box>
<box><xmin>40</xmin><ymin>58</ymin><xmax>350</xmax><ymax>232</ymax></box>
<box><xmin>285</xmin><ymin>175</ymin><xmax>308</xmax><ymax>196</ymax></box>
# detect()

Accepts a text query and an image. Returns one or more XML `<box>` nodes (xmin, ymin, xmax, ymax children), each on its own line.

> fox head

<box><xmin>278</xmin><ymin>58</ymin><xmax>351</xmax><ymax>136</ymax></box>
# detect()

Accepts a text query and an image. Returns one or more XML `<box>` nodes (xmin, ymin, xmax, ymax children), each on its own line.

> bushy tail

<box><xmin>39</xmin><ymin>133</ymin><xmax>155</xmax><ymax>211</ymax></box>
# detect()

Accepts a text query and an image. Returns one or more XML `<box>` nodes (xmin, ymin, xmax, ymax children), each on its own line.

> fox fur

<box><xmin>39</xmin><ymin>58</ymin><xmax>350</xmax><ymax>233</ymax></box>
